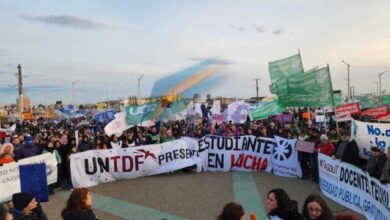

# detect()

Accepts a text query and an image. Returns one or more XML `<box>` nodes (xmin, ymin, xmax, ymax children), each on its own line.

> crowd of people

<box><xmin>0</xmin><ymin>187</ymin><xmax>363</xmax><ymax>220</ymax></box>
<box><xmin>218</xmin><ymin>189</ymin><xmax>363</xmax><ymax>220</ymax></box>
<box><xmin>0</xmin><ymin>188</ymin><xmax>364</xmax><ymax>220</ymax></box>
<box><xmin>0</xmin><ymin>105</ymin><xmax>389</xmax><ymax>219</ymax></box>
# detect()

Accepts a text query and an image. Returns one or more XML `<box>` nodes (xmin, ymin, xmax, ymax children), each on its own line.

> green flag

<box><xmin>269</xmin><ymin>54</ymin><xmax>304</xmax><ymax>84</ymax></box>
<box><xmin>382</xmin><ymin>95</ymin><xmax>390</xmax><ymax>105</ymax></box>
<box><xmin>249</xmin><ymin>101</ymin><xmax>285</xmax><ymax>120</ymax></box>
<box><xmin>276</xmin><ymin>66</ymin><xmax>334</xmax><ymax>107</ymax></box>
<box><xmin>359</xmin><ymin>94</ymin><xmax>377</xmax><ymax>109</ymax></box>
<box><xmin>287</xmin><ymin>67</ymin><xmax>319</xmax><ymax>95</ymax></box>
<box><xmin>157</xmin><ymin>100</ymin><xmax>187</xmax><ymax>122</ymax></box>
<box><xmin>125</xmin><ymin>101</ymin><xmax>161</xmax><ymax>125</ymax></box>
<box><xmin>334</xmin><ymin>93</ymin><xmax>343</xmax><ymax>106</ymax></box>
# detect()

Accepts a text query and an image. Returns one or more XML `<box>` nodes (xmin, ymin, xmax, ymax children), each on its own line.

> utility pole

<box><xmin>137</xmin><ymin>74</ymin><xmax>144</xmax><ymax>99</ymax></box>
<box><xmin>44</xmin><ymin>89</ymin><xmax>48</xmax><ymax>106</ymax></box>
<box><xmin>72</xmin><ymin>81</ymin><xmax>78</xmax><ymax>107</ymax></box>
<box><xmin>341</xmin><ymin>60</ymin><xmax>350</xmax><ymax>101</ymax></box>
<box><xmin>374</xmin><ymin>82</ymin><xmax>379</xmax><ymax>97</ymax></box>
<box><xmin>379</xmin><ymin>71</ymin><xmax>387</xmax><ymax>100</ymax></box>
<box><xmin>17</xmin><ymin>64</ymin><xmax>23</xmax><ymax>118</ymax></box>
<box><xmin>254</xmin><ymin>78</ymin><xmax>260</xmax><ymax>106</ymax></box>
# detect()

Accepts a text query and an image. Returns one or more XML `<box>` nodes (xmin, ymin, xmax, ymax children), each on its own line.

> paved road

<box><xmin>42</xmin><ymin>171</ymin><xmax>362</xmax><ymax>220</ymax></box>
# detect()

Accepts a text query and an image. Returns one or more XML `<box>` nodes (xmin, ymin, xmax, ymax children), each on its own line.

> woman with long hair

<box><xmin>61</xmin><ymin>188</ymin><xmax>97</xmax><ymax>220</ymax></box>
<box><xmin>301</xmin><ymin>194</ymin><xmax>333</xmax><ymax>220</ymax></box>
<box><xmin>266</xmin><ymin>189</ymin><xmax>302</xmax><ymax>220</ymax></box>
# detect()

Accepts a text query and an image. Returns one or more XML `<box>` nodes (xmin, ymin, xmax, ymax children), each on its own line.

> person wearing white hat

<box><xmin>313</xmin><ymin>134</ymin><xmax>335</xmax><ymax>182</ymax></box>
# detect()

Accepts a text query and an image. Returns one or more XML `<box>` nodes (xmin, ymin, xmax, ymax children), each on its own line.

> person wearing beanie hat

<box><xmin>365</xmin><ymin>146</ymin><xmax>387</xmax><ymax>179</ymax></box>
<box><xmin>0</xmin><ymin>204</ymin><xmax>13</xmax><ymax>220</ymax></box>
<box><xmin>10</xmin><ymin>192</ymin><xmax>47</xmax><ymax>220</ymax></box>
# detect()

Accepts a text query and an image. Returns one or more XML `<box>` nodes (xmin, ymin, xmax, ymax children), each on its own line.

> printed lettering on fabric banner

<box><xmin>70</xmin><ymin>138</ymin><xmax>201</xmax><ymax>188</ymax></box>
<box><xmin>198</xmin><ymin>135</ymin><xmax>274</xmax><ymax>172</ymax></box>
<box><xmin>318</xmin><ymin>154</ymin><xmax>390</xmax><ymax>220</ymax></box>
<box><xmin>351</xmin><ymin>119</ymin><xmax>390</xmax><ymax>159</ymax></box>
<box><xmin>271</xmin><ymin>136</ymin><xmax>302</xmax><ymax>178</ymax></box>
<box><xmin>0</xmin><ymin>153</ymin><xmax>58</xmax><ymax>202</ymax></box>
<box><xmin>335</xmin><ymin>102</ymin><xmax>361</xmax><ymax>116</ymax></box>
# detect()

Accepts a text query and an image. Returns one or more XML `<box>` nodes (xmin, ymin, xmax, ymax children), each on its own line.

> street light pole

<box><xmin>373</xmin><ymin>82</ymin><xmax>379</xmax><ymax>97</ymax></box>
<box><xmin>379</xmin><ymin>71</ymin><xmax>387</xmax><ymax>99</ymax></box>
<box><xmin>72</xmin><ymin>81</ymin><xmax>78</xmax><ymax>106</ymax></box>
<box><xmin>341</xmin><ymin>60</ymin><xmax>350</xmax><ymax>101</ymax></box>
<box><xmin>137</xmin><ymin>74</ymin><xmax>144</xmax><ymax>99</ymax></box>
<box><xmin>254</xmin><ymin>78</ymin><xmax>260</xmax><ymax>106</ymax></box>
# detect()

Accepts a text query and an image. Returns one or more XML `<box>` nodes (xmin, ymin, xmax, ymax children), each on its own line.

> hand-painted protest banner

<box><xmin>335</xmin><ymin>102</ymin><xmax>360</xmax><ymax>116</ymax></box>
<box><xmin>70</xmin><ymin>135</ymin><xmax>304</xmax><ymax>188</ymax></box>
<box><xmin>377</xmin><ymin>113</ymin><xmax>390</xmax><ymax>122</ymax></box>
<box><xmin>198</xmin><ymin>135</ymin><xmax>274</xmax><ymax>172</ymax></box>
<box><xmin>361</xmin><ymin>105</ymin><xmax>389</xmax><ymax>118</ymax></box>
<box><xmin>318</xmin><ymin>154</ymin><xmax>390</xmax><ymax>220</ymax></box>
<box><xmin>0</xmin><ymin>153</ymin><xmax>57</xmax><ymax>202</ymax></box>
<box><xmin>271</xmin><ymin>136</ymin><xmax>302</xmax><ymax>178</ymax></box>
<box><xmin>70</xmin><ymin>138</ymin><xmax>201</xmax><ymax>188</ymax></box>
<box><xmin>351</xmin><ymin>119</ymin><xmax>390</xmax><ymax>159</ymax></box>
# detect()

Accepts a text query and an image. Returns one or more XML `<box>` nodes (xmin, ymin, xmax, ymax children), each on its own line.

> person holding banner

<box><xmin>301</xmin><ymin>194</ymin><xmax>333</xmax><ymax>220</ymax></box>
<box><xmin>61</xmin><ymin>188</ymin><xmax>97</xmax><ymax>220</ymax></box>
<box><xmin>266</xmin><ymin>189</ymin><xmax>302</xmax><ymax>220</ymax></box>
<box><xmin>0</xmin><ymin>204</ymin><xmax>13</xmax><ymax>220</ymax></box>
<box><xmin>313</xmin><ymin>135</ymin><xmax>335</xmax><ymax>182</ymax></box>
<box><xmin>334</xmin><ymin>132</ymin><xmax>361</xmax><ymax>167</ymax></box>
<box><xmin>365</xmin><ymin>146</ymin><xmax>387</xmax><ymax>179</ymax></box>
<box><xmin>380</xmin><ymin>147</ymin><xmax>390</xmax><ymax>184</ymax></box>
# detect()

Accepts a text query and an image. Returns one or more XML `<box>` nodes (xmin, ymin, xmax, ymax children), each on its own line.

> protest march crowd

<box><xmin>0</xmin><ymin>99</ymin><xmax>388</xmax><ymax>220</ymax></box>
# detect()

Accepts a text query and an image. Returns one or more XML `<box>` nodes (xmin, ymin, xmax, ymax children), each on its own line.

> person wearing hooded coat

<box><xmin>13</xmin><ymin>136</ymin><xmax>41</xmax><ymax>160</ymax></box>
<box><xmin>10</xmin><ymin>192</ymin><xmax>47</xmax><ymax>220</ymax></box>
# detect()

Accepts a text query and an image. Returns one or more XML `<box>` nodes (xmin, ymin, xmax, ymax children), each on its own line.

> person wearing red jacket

<box><xmin>316</xmin><ymin>134</ymin><xmax>335</xmax><ymax>156</ymax></box>
<box><xmin>313</xmin><ymin>134</ymin><xmax>335</xmax><ymax>182</ymax></box>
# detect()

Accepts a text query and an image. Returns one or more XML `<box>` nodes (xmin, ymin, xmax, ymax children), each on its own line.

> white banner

<box><xmin>271</xmin><ymin>136</ymin><xmax>302</xmax><ymax>178</ymax></box>
<box><xmin>0</xmin><ymin>153</ymin><xmax>58</xmax><ymax>202</ymax></box>
<box><xmin>351</xmin><ymin>119</ymin><xmax>390</xmax><ymax>159</ymax></box>
<box><xmin>70</xmin><ymin>136</ymin><xmax>304</xmax><ymax>188</ymax></box>
<box><xmin>318</xmin><ymin>154</ymin><xmax>390</xmax><ymax>220</ymax></box>
<box><xmin>70</xmin><ymin>138</ymin><xmax>201</xmax><ymax>188</ymax></box>
<box><xmin>199</xmin><ymin>135</ymin><xmax>274</xmax><ymax>172</ymax></box>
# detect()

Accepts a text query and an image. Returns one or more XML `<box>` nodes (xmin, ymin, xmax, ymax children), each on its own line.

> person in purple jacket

<box><xmin>14</xmin><ymin>135</ymin><xmax>42</xmax><ymax>160</ymax></box>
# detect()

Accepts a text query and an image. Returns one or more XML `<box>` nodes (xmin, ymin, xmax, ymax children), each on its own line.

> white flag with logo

<box><xmin>271</xmin><ymin>136</ymin><xmax>302</xmax><ymax>178</ymax></box>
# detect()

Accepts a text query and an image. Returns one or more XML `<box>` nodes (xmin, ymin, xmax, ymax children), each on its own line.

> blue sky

<box><xmin>0</xmin><ymin>0</ymin><xmax>389</xmax><ymax>105</ymax></box>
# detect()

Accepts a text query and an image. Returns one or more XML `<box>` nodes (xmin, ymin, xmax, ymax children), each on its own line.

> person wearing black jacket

<box><xmin>266</xmin><ymin>188</ymin><xmax>302</xmax><ymax>220</ymax></box>
<box><xmin>10</xmin><ymin>192</ymin><xmax>47</xmax><ymax>220</ymax></box>
<box><xmin>365</xmin><ymin>146</ymin><xmax>387</xmax><ymax>179</ymax></box>
<box><xmin>334</xmin><ymin>132</ymin><xmax>362</xmax><ymax>167</ymax></box>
